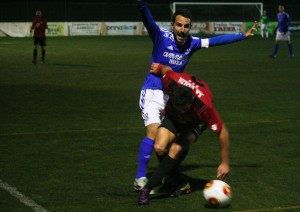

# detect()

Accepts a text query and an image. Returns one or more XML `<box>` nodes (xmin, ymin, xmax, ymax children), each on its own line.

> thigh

<box><xmin>154</xmin><ymin>119</ymin><xmax>177</xmax><ymax>155</ymax></box>
<box><xmin>168</xmin><ymin>130</ymin><xmax>197</xmax><ymax>159</ymax></box>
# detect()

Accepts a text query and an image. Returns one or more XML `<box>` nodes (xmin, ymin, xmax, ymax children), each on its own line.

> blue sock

<box><xmin>273</xmin><ymin>44</ymin><xmax>279</xmax><ymax>56</ymax></box>
<box><xmin>288</xmin><ymin>44</ymin><xmax>294</xmax><ymax>56</ymax></box>
<box><xmin>136</xmin><ymin>137</ymin><xmax>154</xmax><ymax>179</ymax></box>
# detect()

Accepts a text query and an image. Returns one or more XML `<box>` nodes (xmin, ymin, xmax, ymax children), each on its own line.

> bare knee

<box><xmin>168</xmin><ymin>144</ymin><xmax>184</xmax><ymax>159</ymax></box>
<box><xmin>154</xmin><ymin>143</ymin><xmax>168</xmax><ymax>156</ymax></box>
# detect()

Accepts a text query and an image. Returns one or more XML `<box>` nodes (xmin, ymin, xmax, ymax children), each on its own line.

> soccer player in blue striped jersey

<box><xmin>134</xmin><ymin>0</ymin><xmax>258</xmax><ymax>192</ymax></box>
<box><xmin>270</xmin><ymin>5</ymin><xmax>294</xmax><ymax>58</ymax></box>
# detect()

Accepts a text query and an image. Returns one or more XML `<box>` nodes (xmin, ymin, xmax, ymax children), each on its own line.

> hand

<box><xmin>150</xmin><ymin>63</ymin><xmax>162</xmax><ymax>75</ymax></box>
<box><xmin>244</xmin><ymin>21</ymin><xmax>258</xmax><ymax>38</ymax></box>
<box><xmin>217</xmin><ymin>162</ymin><xmax>230</xmax><ymax>180</ymax></box>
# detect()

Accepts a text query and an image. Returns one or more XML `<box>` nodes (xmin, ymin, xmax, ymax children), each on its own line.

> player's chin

<box><xmin>176</xmin><ymin>36</ymin><xmax>186</xmax><ymax>44</ymax></box>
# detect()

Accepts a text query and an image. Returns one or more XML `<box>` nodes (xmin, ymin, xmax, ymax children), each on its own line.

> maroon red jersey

<box><xmin>31</xmin><ymin>17</ymin><xmax>48</xmax><ymax>37</ymax></box>
<box><xmin>162</xmin><ymin>71</ymin><xmax>223</xmax><ymax>134</ymax></box>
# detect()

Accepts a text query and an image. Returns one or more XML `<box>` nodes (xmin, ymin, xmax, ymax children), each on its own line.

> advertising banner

<box><xmin>190</xmin><ymin>22</ymin><xmax>211</xmax><ymax>34</ymax></box>
<box><xmin>289</xmin><ymin>22</ymin><xmax>300</xmax><ymax>35</ymax></box>
<box><xmin>103</xmin><ymin>22</ymin><xmax>139</xmax><ymax>35</ymax></box>
<box><xmin>212</xmin><ymin>22</ymin><xmax>243</xmax><ymax>34</ymax></box>
<box><xmin>0</xmin><ymin>21</ymin><xmax>299</xmax><ymax>37</ymax></box>
<box><xmin>47</xmin><ymin>22</ymin><xmax>68</xmax><ymax>36</ymax></box>
<box><xmin>68</xmin><ymin>22</ymin><xmax>101</xmax><ymax>36</ymax></box>
<box><xmin>141</xmin><ymin>22</ymin><xmax>212</xmax><ymax>35</ymax></box>
<box><xmin>0</xmin><ymin>23</ymin><xmax>30</xmax><ymax>37</ymax></box>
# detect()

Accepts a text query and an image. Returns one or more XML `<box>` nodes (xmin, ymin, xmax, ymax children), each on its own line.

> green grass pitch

<box><xmin>0</xmin><ymin>35</ymin><xmax>300</xmax><ymax>211</ymax></box>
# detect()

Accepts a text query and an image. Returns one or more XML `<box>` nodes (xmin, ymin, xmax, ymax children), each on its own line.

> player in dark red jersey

<box><xmin>30</xmin><ymin>10</ymin><xmax>48</xmax><ymax>64</ymax></box>
<box><xmin>138</xmin><ymin>63</ymin><xmax>230</xmax><ymax>205</ymax></box>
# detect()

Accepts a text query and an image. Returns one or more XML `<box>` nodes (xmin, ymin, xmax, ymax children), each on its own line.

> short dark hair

<box><xmin>172</xmin><ymin>8</ymin><xmax>192</xmax><ymax>23</ymax></box>
<box><xmin>171</xmin><ymin>86</ymin><xmax>194</xmax><ymax>106</ymax></box>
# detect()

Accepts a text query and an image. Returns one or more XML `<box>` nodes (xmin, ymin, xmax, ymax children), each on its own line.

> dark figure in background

<box><xmin>270</xmin><ymin>5</ymin><xmax>294</xmax><ymax>59</ymax></box>
<box><xmin>30</xmin><ymin>10</ymin><xmax>48</xmax><ymax>64</ymax></box>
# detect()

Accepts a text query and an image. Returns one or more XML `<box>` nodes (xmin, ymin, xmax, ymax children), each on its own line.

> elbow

<box><xmin>220</xmin><ymin>125</ymin><xmax>230</xmax><ymax>143</ymax></box>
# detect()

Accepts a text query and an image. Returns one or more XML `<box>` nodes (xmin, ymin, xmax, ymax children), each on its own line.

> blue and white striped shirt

<box><xmin>138</xmin><ymin>0</ymin><xmax>245</xmax><ymax>90</ymax></box>
<box><xmin>277</xmin><ymin>12</ymin><xmax>291</xmax><ymax>33</ymax></box>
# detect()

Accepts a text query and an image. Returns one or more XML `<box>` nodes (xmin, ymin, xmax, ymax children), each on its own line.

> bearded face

<box><xmin>172</xmin><ymin>15</ymin><xmax>191</xmax><ymax>45</ymax></box>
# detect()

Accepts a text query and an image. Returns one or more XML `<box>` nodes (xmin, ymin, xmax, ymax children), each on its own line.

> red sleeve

<box><xmin>42</xmin><ymin>18</ymin><xmax>48</xmax><ymax>29</ymax></box>
<box><xmin>31</xmin><ymin>18</ymin><xmax>36</xmax><ymax>30</ymax></box>
<box><xmin>162</xmin><ymin>71</ymin><xmax>173</xmax><ymax>84</ymax></box>
<box><xmin>203</xmin><ymin>107</ymin><xmax>223</xmax><ymax>134</ymax></box>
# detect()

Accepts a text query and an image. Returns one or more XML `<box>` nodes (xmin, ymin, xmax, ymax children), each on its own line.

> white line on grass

<box><xmin>0</xmin><ymin>126</ymin><xmax>144</xmax><ymax>136</ymax></box>
<box><xmin>0</xmin><ymin>179</ymin><xmax>49</xmax><ymax>212</ymax></box>
<box><xmin>0</xmin><ymin>119</ymin><xmax>299</xmax><ymax>137</ymax></box>
<box><xmin>234</xmin><ymin>205</ymin><xmax>300</xmax><ymax>212</ymax></box>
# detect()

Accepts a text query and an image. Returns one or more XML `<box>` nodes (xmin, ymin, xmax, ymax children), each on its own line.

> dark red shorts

<box><xmin>34</xmin><ymin>37</ymin><xmax>46</xmax><ymax>46</ymax></box>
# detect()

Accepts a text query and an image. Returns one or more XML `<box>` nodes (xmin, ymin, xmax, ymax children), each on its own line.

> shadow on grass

<box><xmin>146</xmin><ymin>162</ymin><xmax>263</xmax><ymax>201</ymax></box>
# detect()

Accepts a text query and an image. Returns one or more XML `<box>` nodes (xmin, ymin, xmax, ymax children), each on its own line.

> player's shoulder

<box><xmin>160</xmin><ymin>27</ymin><xmax>171</xmax><ymax>34</ymax></box>
<box><xmin>163</xmin><ymin>70</ymin><xmax>184</xmax><ymax>82</ymax></box>
<box><xmin>187</xmin><ymin>35</ymin><xmax>202</xmax><ymax>49</ymax></box>
<box><xmin>190</xmin><ymin>35</ymin><xmax>201</xmax><ymax>40</ymax></box>
<box><xmin>179</xmin><ymin>72</ymin><xmax>193</xmax><ymax>78</ymax></box>
<box><xmin>164</xmin><ymin>70</ymin><xmax>176</xmax><ymax>78</ymax></box>
<box><xmin>284</xmin><ymin>12</ymin><xmax>291</xmax><ymax>18</ymax></box>
<box><xmin>159</xmin><ymin>28</ymin><xmax>175</xmax><ymax>41</ymax></box>
<box><xmin>159</xmin><ymin>27</ymin><xmax>172</xmax><ymax>35</ymax></box>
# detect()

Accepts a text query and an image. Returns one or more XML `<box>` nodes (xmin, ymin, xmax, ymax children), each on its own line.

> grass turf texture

<box><xmin>0</xmin><ymin>36</ymin><xmax>300</xmax><ymax>211</ymax></box>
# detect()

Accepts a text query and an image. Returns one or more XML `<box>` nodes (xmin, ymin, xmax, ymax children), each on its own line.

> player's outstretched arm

<box><xmin>244</xmin><ymin>21</ymin><xmax>258</xmax><ymax>38</ymax></box>
<box><xmin>205</xmin><ymin>21</ymin><xmax>258</xmax><ymax>48</ymax></box>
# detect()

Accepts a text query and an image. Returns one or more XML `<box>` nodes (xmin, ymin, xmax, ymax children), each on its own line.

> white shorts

<box><xmin>139</xmin><ymin>89</ymin><xmax>169</xmax><ymax>126</ymax></box>
<box><xmin>261</xmin><ymin>24</ymin><xmax>268</xmax><ymax>30</ymax></box>
<box><xmin>276</xmin><ymin>31</ymin><xmax>290</xmax><ymax>41</ymax></box>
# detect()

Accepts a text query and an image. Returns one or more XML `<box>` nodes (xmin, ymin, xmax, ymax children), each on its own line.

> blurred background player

<box><xmin>134</xmin><ymin>0</ymin><xmax>257</xmax><ymax>193</ymax></box>
<box><xmin>260</xmin><ymin>10</ymin><xmax>270</xmax><ymax>38</ymax></box>
<box><xmin>270</xmin><ymin>5</ymin><xmax>294</xmax><ymax>59</ymax></box>
<box><xmin>30</xmin><ymin>9</ymin><xmax>48</xmax><ymax>64</ymax></box>
<box><xmin>138</xmin><ymin>64</ymin><xmax>230</xmax><ymax>205</ymax></box>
